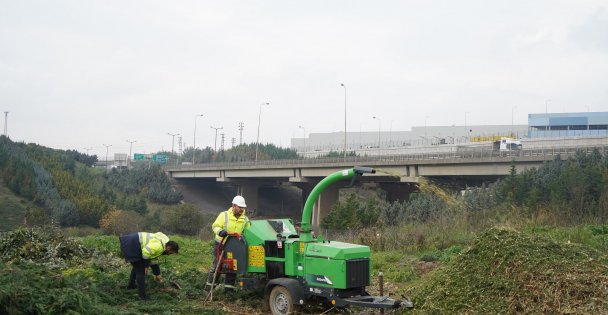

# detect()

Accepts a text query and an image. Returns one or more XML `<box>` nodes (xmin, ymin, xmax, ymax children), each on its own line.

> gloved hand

<box><xmin>219</xmin><ymin>230</ymin><xmax>228</xmax><ymax>237</ymax></box>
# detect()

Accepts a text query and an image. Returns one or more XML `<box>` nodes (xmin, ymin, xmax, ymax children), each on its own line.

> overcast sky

<box><xmin>1</xmin><ymin>0</ymin><xmax>607</xmax><ymax>157</ymax></box>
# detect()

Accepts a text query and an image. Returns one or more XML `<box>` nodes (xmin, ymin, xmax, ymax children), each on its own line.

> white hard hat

<box><xmin>232</xmin><ymin>195</ymin><xmax>247</xmax><ymax>208</ymax></box>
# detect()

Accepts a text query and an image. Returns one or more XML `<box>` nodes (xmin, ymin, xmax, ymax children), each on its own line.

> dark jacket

<box><xmin>120</xmin><ymin>232</ymin><xmax>162</xmax><ymax>275</ymax></box>
<box><xmin>120</xmin><ymin>232</ymin><xmax>143</xmax><ymax>262</ymax></box>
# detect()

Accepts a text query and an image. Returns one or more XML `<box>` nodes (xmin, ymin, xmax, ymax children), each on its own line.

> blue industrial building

<box><xmin>528</xmin><ymin>112</ymin><xmax>608</xmax><ymax>138</ymax></box>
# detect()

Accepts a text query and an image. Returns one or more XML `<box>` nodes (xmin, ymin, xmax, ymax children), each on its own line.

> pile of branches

<box><xmin>410</xmin><ymin>227</ymin><xmax>608</xmax><ymax>314</ymax></box>
<box><xmin>0</xmin><ymin>227</ymin><xmax>91</xmax><ymax>268</ymax></box>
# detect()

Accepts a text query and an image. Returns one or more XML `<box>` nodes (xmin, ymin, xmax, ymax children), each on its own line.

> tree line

<box><xmin>322</xmin><ymin>149</ymin><xmax>608</xmax><ymax>230</ymax></box>
<box><xmin>160</xmin><ymin>143</ymin><xmax>299</xmax><ymax>165</ymax></box>
<box><xmin>0</xmin><ymin>136</ymin><xmax>182</xmax><ymax>228</ymax></box>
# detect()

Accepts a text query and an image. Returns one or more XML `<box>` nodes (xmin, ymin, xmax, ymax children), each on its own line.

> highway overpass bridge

<box><xmin>164</xmin><ymin>146</ymin><xmax>603</xmax><ymax>226</ymax></box>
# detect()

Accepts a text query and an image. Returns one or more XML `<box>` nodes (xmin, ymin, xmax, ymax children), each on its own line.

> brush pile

<box><xmin>410</xmin><ymin>227</ymin><xmax>608</xmax><ymax>314</ymax></box>
<box><xmin>0</xmin><ymin>227</ymin><xmax>91</xmax><ymax>268</ymax></box>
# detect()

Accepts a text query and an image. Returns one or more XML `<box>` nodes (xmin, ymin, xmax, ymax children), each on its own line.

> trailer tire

<box><xmin>269</xmin><ymin>285</ymin><xmax>297</xmax><ymax>315</ymax></box>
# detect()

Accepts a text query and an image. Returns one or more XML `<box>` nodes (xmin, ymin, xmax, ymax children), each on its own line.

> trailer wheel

<box><xmin>269</xmin><ymin>285</ymin><xmax>296</xmax><ymax>315</ymax></box>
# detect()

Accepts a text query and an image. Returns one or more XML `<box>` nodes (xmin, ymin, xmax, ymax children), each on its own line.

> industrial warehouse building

<box><xmin>291</xmin><ymin>111</ymin><xmax>608</xmax><ymax>156</ymax></box>
<box><xmin>528</xmin><ymin>112</ymin><xmax>608</xmax><ymax>138</ymax></box>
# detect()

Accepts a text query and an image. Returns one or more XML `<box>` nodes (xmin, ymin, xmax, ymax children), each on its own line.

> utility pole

<box><xmin>231</xmin><ymin>137</ymin><xmax>236</xmax><ymax>148</ymax></box>
<box><xmin>238</xmin><ymin>122</ymin><xmax>244</xmax><ymax>145</ymax></box>
<box><xmin>220</xmin><ymin>133</ymin><xmax>225</xmax><ymax>151</ymax></box>
<box><xmin>210</xmin><ymin>126</ymin><xmax>223</xmax><ymax>152</ymax></box>
<box><xmin>103</xmin><ymin>144</ymin><xmax>112</xmax><ymax>170</ymax></box>
<box><xmin>3</xmin><ymin>111</ymin><xmax>8</xmax><ymax>137</ymax></box>
<box><xmin>126</xmin><ymin>140</ymin><xmax>136</xmax><ymax>169</ymax></box>
<box><xmin>82</xmin><ymin>147</ymin><xmax>92</xmax><ymax>155</ymax></box>
<box><xmin>178</xmin><ymin>136</ymin><xmax>183</xmax><ymax>157</ymax></box>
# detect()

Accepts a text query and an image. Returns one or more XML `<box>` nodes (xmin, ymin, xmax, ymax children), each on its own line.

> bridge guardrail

<box><xmin>164</xmin><ymin>145</ymin><xmax>608</xmax><ymax>170</ymax></box>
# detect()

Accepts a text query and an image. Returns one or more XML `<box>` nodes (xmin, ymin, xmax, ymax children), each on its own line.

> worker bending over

<box><xmin>120</xmin><ymin>231</ymin><xmax>179</xmax><ymax>300</ymax></box>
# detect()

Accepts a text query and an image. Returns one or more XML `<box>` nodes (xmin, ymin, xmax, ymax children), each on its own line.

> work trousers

<box><xmin>207</xmin><ymin>241</ymin><xmax>236</xmax><ymax>286</ymax></box>
<box><xmin>128</xmin><ymin>260</ymin><xmax>147</xmax><ymax>299</ymax></box>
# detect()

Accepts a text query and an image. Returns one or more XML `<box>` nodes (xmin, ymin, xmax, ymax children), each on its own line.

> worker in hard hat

<box><xmin>119</xmin><ymin>232</ymin><xmax>179</xmax><ymax>300</ymax></box>
<box><xmin>206</xmin><ymin>195</ymin><xmax>251</xmax><ymax>290</ymax></box>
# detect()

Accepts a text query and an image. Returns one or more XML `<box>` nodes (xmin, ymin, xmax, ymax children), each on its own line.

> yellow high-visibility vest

<box><xmin>212</xmin><ymin>207</ymin><xmax>250</xmax><ymax>242</ymax></box>
<box><xmin>138</xmin><ymin>232</ymin><xmax>169</xmax><ymax>260</ymax></box>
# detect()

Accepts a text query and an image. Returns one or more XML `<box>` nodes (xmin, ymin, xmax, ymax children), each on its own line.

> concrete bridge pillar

<box><xmin>237</xmin><ymin>183</ymin><xmax>259</xmax><ymax>215</ymax></box>
<box><xmin>311</xmin><ymin>185</ymin><xmax>340</xmax><ymax>228</ymax></box>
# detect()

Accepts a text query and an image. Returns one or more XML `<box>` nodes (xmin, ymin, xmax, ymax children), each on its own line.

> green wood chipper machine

<box><xmin>213</xmin><ymin>166</ymin><xmax>413</xmax><ymax>314</ymax></box>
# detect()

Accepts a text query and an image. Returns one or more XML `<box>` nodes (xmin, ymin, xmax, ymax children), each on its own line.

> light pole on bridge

<box><xmin>192</xmin><ymin>114</ymin><xmax>204</xmax><ymax>165</ymax></box>
<box><xmin>373</xmin><ymin>116</ymin><xmax>381</xmax><ymax>156</ymax></box>
<box><xmin>210</xmin><ymin>126</ymin><xmax>223</xmax><ymax>153</ymax></box>
<box><xmin>255</xmin><ymin>102</ymin><xmax>270</xmax><ymax>162</ymax></box>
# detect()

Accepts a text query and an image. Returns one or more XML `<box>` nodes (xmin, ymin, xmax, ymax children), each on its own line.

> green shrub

<box><xmin>106</xmin><ymin>164</ymin><xmax>183</xmax><ymax>204</ymax></box>
<box><xmin>160</xmin><ymin>204</ymin><xmax>206</xmax><ymax>235</ymax></box>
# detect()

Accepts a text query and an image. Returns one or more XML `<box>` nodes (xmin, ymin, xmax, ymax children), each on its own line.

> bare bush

<box><xmin>99</xmin><ymin>207</ymin><xmax>144</xmax><ymax>235</ymax></box>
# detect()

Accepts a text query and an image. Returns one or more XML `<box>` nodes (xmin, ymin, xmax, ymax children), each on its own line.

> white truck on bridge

<box><xmin>494</xmin><ymin>137</ymin><xmax>522</xmax><ymax>151</ymax></box>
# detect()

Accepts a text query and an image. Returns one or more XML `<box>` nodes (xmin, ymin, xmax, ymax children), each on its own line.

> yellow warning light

<box><xmin>239</xmin><ymin>281</ymin><xmax>243</xmax><ymax>287</ymax></box>
<box><xmin>331</xmin><ymin>300</ymin><xmax>336</xmax><ymax>305</ymax></box>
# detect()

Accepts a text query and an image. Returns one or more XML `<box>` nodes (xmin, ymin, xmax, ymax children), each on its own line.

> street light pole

<box><xmin>545</xmin><ymin>99</ymin><xmax>551</xmax><ymax>138</ymax></box>
<box><xmin>126</xmin><ymin>140</ymin><xmax>136</xmax><ymax>168</ymax></box>
<box><xmin>210</xmin><ymin>126</ymin><xmax>223</xmax><ymax>152</ymax></box>
<box><xmin>389</xmin><ymin>120</ymin><xmax>394</xmax><ymax>147</ymax></box>
<box><xmin>298</xmin><ymin>125</ymin><xmax>306</xmax><ymax>154</ymax></box>
<box><xmin>167</xmin><ymin>133</ymin><xmax>179</xmax><ymax>165</ymax></box>
<box><xmin>103</xmin><ymin>144</ymin><xmax>112</xmax><ymax>170</ymax></box>
<box><xmin>255</xmin><ymin>102</ymin><xmax>270</xmax><ymax>162</ymax></box>
<box><xmin>340</xmin><ymin>83</ymin><xmax>346</xmax><ymax>159</ymax></box>
<box><xmin>373</xmin><ymin>116</ymin><xmax>381</xmax><ymax>156</ymax></box>
<box><xmin>3</xmin><ymin>111</ymin><xmax>8</xmax><ymax>137</ymax></box>
<box><xmin>464</xmin><ymin>111</ymin><xmax>469</xmax><ymax>141</ymax></box>
<box><xmin>192</xmin><ymin>114</ymin><xmax>204</xmax><ymax>164</ymax></box>
<box><xmin>511</xmin><ymin>106</ymin><xmax>516</xmax><ymax>138</ymax></box>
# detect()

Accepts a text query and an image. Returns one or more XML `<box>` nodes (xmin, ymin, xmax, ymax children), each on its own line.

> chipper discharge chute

<box><xmin>217</xmin><ymin>166</ymin><xmax>413</xmax><ymax>315</ymax></box>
